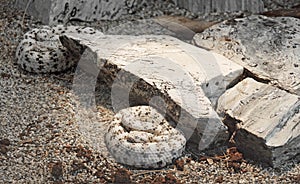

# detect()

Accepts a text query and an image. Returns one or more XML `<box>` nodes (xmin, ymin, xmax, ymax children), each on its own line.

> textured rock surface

<box><xmin>193</xmin><ymin>15</ymin><xmax>300</xmax><ymax>95</ymax></box>
<box><xmin>218</xmin><ymin>78</ymin><xmax>300</xmax><ymax>167</ymax></box>
<box><xmin>104</xmin><ymin>16</ymin><xmax>218</xmax><ymax>41</ymax></box>
<box><xmin>14</xmin><ymin>0</ymin><xmax>147</xmax><ymax>25</ymax></box>
<box><xmin>173</xmin><ymin>0</ymin><xmax>264</xmax><ymax>14</ymax></box>
<box><xmin>262</xmin><ymin>0</ymin><xmax>300</xmax><ymax>10</ymax></box>
<box><xmin>173</xmin><ymin>0</ymin><xmax>300</xmax><ymax>13</ymax></box>
<box><xmin>60</xmin><ymin>33</ymin><xmax>243</xmax><ymax>152</ymax></box>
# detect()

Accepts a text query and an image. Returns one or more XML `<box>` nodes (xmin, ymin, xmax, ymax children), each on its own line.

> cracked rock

<box><xmin>218</xmin><ymin>78</ymin><xmax>300</xmax><ymax>167</ymax></box>
<box><xmin>193</xmin><ymin>15</ymin><xmax>300</xmax><ymax>96</ymax></box>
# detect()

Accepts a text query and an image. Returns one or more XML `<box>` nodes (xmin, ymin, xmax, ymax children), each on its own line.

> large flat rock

<box><xmin>193</xmin><ymin>15</ymin><xmax>300</xmax><ymax>96</ymax></box>
<box><xmin>218</xmin><ymin>78</ymin><xmax>300</xmax><ymax>167</ymax></box>
<box><xmin>14</xmin><ymin>0</ymin><xmax>144</xmax><ymax>25</ymax></box>
<box><xmin>60</xmin><ymin>33</ymin><xmax>243</xmax><ymax>152</ymax></box>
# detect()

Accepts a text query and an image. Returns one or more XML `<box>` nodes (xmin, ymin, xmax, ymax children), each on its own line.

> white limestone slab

<box><xmin>218</xmin><ymin>78</ymin><xmax>300</xmax><ymax>167</ymax></box>
<box><xmin>60</xmin><ymin>33</ymin><xmax>244</xmax><ymax>151</ymax></box>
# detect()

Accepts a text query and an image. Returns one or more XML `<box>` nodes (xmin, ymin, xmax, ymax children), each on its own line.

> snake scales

<box><xmin>105</xmin><ymin>106</ymin><xmax>186</xmax><ymax>168</ymax></box>
<box><xmin>15</xmin><ymin>25</ymin><xmax>98</xmax><ymax>73</ymax></box>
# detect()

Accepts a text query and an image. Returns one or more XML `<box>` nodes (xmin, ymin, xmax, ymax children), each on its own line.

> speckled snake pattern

<box><xmin>16</xmin><ymin>25</ymin><xmax>98</xmax><ymax>73</ymax></box>
<box><xmin>105</xmin><ymin>106</ymin><xmax>186</xmax><ymax>168</ymax></box>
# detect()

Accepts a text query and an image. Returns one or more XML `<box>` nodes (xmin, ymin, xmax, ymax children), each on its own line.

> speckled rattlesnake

<box><xmin>105</xmin><ymin>106</ymin><xmax>186</xmax><ymax>168</ymax></box>
<box><xmin>16</xmin><ymin>26</ymin><xmax>187</xmax><ymax>168</ymax></box>
<box><xmin>15</xmin><ymin>25</ymin><xmax>99</xmax><ymax>73</ymax></box>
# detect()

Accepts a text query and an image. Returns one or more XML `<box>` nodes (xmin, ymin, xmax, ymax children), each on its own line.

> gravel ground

<box><xmin>0</xmin><ymin>1</ymin><xmax>299</xmax><ymax>183</ymax></box>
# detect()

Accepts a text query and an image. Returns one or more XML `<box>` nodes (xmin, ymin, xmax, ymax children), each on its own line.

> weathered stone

<box><xmin>60</xmin><ymin>33</ymin><xmax>243</xmax><ymax>152</ymax></box>
<box><xmin>262</xmin><ymin>0</ymin><xmax>300</xmax><ymax>10</ymax></box>
<box><xmin>218</xmin><ymin>78</ymin><xmax>300</xmax><ymax>167</ymax></box>
<box><xmin>193</xmin><ymin>15</ymin><xmax>300</xmax><ymax>96</ymax></box>
<box><xmin>14</xmin><ymin>0</ymin><xmax>146</xmax><ymax>25</ymax></box>
<box><xmin>173</xmin><ymin>0</ymin><xmax>264</xmax><ymax>14</ymax></box>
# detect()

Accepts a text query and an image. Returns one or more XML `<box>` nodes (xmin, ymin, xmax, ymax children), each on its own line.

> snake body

<box><xmin>15</xmin><ymin>25</ymin><xmax>99</xmax><ymax>73</ymax></box>
<box><xmin>105</xmin><ymin>106</ymin><xmax>186</xmax><ymax>169</ymax></box>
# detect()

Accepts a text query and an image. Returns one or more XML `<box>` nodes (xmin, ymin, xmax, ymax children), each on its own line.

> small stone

<box><xmin>175</xmin><ymin>159</ymin><xmax>185</xmax><ymax>171</ymax></box>
<box><xmin>248</xmin><ymin>63</ymin><xmax>257</xmax><ymax>67</ymax></box>
<box><xmin>50</xmin><ymin>162</ymin><xmax>64</xmax><ymax>181</ymax></box>
<box><xmin>215</xmin><ymin>175</ymin><xmax>224</xmax><ymax>183</ymax></box>
<box><xmin>207</xmin><ymin>158</ymin><xmax>214</xmax><ymax>165</ymax></box>
<box><xmin>0</xmin><ymin>145</ymin><xmax>8</xmax><ymax>154</ymax></box>
<box><xmin>0</xmin><ymin>138</ymin><xmax>10</xmax><ymax>146</ymax></box>
<box><xmin>112</xmin><ymin>168</ymin><xmax>132</xmax><ymax>184</ymax></box>
<box><xmin>293</xmin><ymin>174</ymin><xmax>300</xmax><ymax>183</ymax></box>
<box><xmin>1</xmin><ymin>121</ymin><xmax>7</xmax><ymax>126</ymax></box>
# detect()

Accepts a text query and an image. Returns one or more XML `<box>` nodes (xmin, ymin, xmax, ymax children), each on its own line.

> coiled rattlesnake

<box><xmin>16</xmin><ymin>26</ymin><xmax>187</xmax><ymax>168</ymax></box>
<box><xmin>15</xmin><ymin>25</ymin><xmax>99</xmax><ymax>73</ymax></box>
<box><xmin>105</xmin><ymin>106</ymin><xmax>186</xmax><ymax>168</ymax></box>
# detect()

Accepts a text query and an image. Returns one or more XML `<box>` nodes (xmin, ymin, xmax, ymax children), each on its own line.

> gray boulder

<box><xmin>193</xmin><ymin>15</ymin><xmax>300</xmax><ymax>96</ymax></box>
<box><xmin>218</xmin><ymin>78</ymin><xmax>300</xmax><ymax>167</ymax></box>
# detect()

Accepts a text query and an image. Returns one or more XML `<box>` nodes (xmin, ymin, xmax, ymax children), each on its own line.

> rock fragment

<box><xmin>218</xmin><ymin>78</ymin><xmax>300</xmax><ymax>167</ymax></box>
